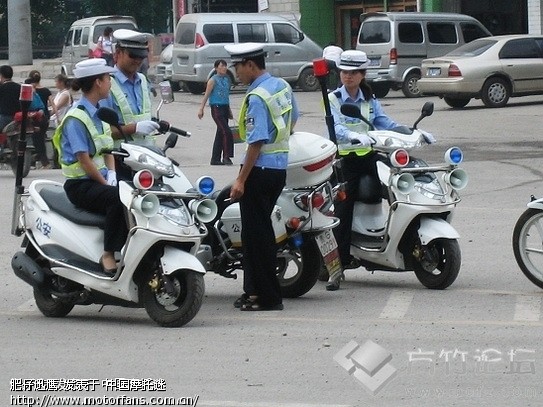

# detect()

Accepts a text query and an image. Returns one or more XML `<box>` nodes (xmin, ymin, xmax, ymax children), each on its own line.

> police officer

<box><xmin>101</xmin><ymin>29</ymin><xmax>159</xmax><ymax>140</ymax></box>
<box><xmin>327</xmin><ymin>50</ymin><xmax>399</xmax><ymax>290</ymax></box>
<box><xmin>225</xmin><ymin>43</ymin><xmax>299</xmax><ymax>311</ymax></box>
<box><xmin>53</xmin><ymin>59</ymin><xmax>127</xmax><ymax>274</ymax></box>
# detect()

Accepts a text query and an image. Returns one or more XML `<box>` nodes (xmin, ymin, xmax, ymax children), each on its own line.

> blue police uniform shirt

<box><xmin>244</xmin><ymin>72</ymin><xmax>299</xmax><ymax>170</ymax></box>
<box><xmin>61</xmin><ymin>96</ymin><xmax>108</xmax><ymax>179</ymax></box>
<box><xmin>100</xmin><ymin>69</ymin><xmax>147</xmax><ymax>124</ymax></box>
<box><xmin>330</xmin><ymin>85</ymin><xmax>398</xmax><ymax>143</ymax></box>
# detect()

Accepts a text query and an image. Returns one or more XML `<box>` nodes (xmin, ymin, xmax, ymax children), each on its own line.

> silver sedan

<box><xmin>418</xmin><ymin>34</ymin><xmax>543</xmax><ymax>108</ymax></box>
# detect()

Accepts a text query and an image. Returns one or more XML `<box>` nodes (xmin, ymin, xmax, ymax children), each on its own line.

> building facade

<box><xmin>185</xmin><ymin>1</ymin><xmax>540</xmax><ymax>48</ymax></box>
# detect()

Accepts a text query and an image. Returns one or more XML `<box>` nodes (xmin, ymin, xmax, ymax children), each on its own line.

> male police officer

<box><xmin>226</xmin><ymin>43</ymin><xmax>299</xmax><ymax>311</ymax></box>
<box><xmin>101</xmin><ymin>29</ymin><xmax>159</xmax><ymax>139</ymax></box>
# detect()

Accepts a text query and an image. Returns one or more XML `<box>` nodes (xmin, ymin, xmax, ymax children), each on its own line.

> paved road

<box><xmin>1</xmin><ymin>89</ymin><xmax>543</xmax><ymax>407</ymax></box>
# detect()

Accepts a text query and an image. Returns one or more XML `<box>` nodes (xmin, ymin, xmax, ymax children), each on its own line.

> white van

<box><xmin>61</xmin><ymin>15</ymin><xmax>138</xmax><ymax>76</ymax></box>
<box><xmin>156</xmin><ymin>13</ymin><xmax>323</xmax><ymax>94</ymax></box>
<box><xmin>356</xmin><ymin>12</ymin><xmax>491</xmax><ymax>98</ymax></box>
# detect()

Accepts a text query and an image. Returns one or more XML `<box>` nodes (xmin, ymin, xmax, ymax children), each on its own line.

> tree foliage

<box><xmin>0</xmin><ymin>0</ymin><xmax>172</xmax><ymax>50</ymax></box>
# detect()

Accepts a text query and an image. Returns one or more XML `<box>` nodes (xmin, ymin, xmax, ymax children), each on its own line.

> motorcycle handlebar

<box><xmin>154</xmin><ymin>119</ymin><xmax>191</xmax><ymax>138</ymax></box>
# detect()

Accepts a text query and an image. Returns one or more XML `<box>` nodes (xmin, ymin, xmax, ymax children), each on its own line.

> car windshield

<box><xmin>446</xmin><ymin>39</ymin><xmax>496</xmax><ymax>57</ymax></box>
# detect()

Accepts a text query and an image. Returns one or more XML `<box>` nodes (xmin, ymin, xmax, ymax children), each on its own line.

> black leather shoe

<box><xmin>210</xmin><ymin>160</ymin><xmax>225</xmax><ymax>166</ymax></box>
<box><xmin>343</xmin><ymin>257</ymin><xmax>361</xmax><ymax>270</ymax></box>
<box><xmin>222</xmin><ymin>158</ymin><xmax>233</xmax><ymax>165</ymax></box>
<box><xmin>326</xmin><ymin>279</ymin><xmax>340</xmax><ymax>291</ymax></box>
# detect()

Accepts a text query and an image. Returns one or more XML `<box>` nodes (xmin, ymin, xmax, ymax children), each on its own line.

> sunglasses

<box><xmin>124</xmin><ymin>50</ymin><xmax>145</xmax><ymax>60</ymax></box>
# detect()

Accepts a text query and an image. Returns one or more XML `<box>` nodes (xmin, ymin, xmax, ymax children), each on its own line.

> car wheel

<box><xmin>185</xmin><ymin>81</ymin><xmax>206</xmax><ymax>95</ymax></box>
<box><xmin>481</xmin><ymin>77</ymin><xmax>510</xmax><ymax>108</ymax></box>
<box><xmin>169</xmin><ymin>80</ymin><xmax>181</xmax><ymax>92</ymax></box>
<box><xmin>443</xmin><ymin>97</ymin><xmax>471</xmax><ymax>108</ymax></box>
<box><xmin>402</xmin><ymin>72</ymin><xmax>421</xmax><ymax>98</ymax></box>
<box><xmin>297</xmin><ymin>68</ymin><xmax>319</xmax><ymax>92</ymax></box>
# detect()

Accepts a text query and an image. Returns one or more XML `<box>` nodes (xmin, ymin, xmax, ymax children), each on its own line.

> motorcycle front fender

<box><xmin>418</xmin><ymin>217</ymin><xmax>460</xmax><ymax>246</ymax></box>
<box><xmin>161</xmin><ymin>246</ymin><xmax>206</xmax><ymax>275</ymax></box>
<box><xmin>527</xmin><ymin>198</ymin><xmax>543</xmax><ymax>211</ymax></box>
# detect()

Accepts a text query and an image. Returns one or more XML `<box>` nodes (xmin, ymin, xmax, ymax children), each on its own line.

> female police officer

<box><xmin>53</xmin><ymin>58</ymin><xmax>127</xmax><ymax>274</ymax></box>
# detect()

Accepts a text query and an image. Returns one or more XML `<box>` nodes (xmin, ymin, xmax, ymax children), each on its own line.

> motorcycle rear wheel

<box><xmin>413</xmin><ymin>239</ymin><xmax>461</xmax><ymax>289</ymax></box>
<box><xmin>512</xmin><ymin>208</ymin><xmax>543</xmax><ymax>289</ymax></box>
<box><xmin>277</xmin><ymin>238</ymin><xmax>321</xmax><ymax>298</ymax></box>
<box><xmin>142</xmin><ymin>270</ymin><xmax>204</xmax><ymax>327</ymax></box>
<box><xmin>33</xmin><ymin>287</ymin><xmax>75</xmax><ymax>317</ymax></box>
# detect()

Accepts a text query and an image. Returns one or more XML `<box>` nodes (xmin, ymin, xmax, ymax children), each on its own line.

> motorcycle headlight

<box><xmin>158</xmin><ymin>204</ymin><xmax>191</xmax><ymax>226</ymax></box>
<box><xmin>414</xmin><ymin>179</ymin><xmax>446</xmax><ymax>200</ymax></box>
<box><xmin>136</xmin><ymin>152</ymin><xmax>175</xmax><ymax>177</ymax></box>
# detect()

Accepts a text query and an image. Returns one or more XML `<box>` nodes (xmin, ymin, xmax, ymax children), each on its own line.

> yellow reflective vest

<box><xmin>238</xmin><ymin>80</ymin><xmax>292</xmax><ymax>155</ymax></box>
<box><xmin>53</xmin><ymin>107</ymin><xmax>114</xmax><ymax>178</ymax></box>
<box><xmin>110</xmin><ymin>73</ymin><xmax>152</xmax><ymax>124</ymax></box>
<box><xmin>328</xmin><ymin>92</ymin><xmax>372</xmax><ymax>157</ymax></box>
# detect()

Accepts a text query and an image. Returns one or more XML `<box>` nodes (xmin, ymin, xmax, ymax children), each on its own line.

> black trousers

<box><xmin>240</xmin><ymin>167</ymin><xmax>286</xmax><ymax>307</ymax></box>
<box><xmin>333</xmin><ymin>152</ymin><xmax>382</xmax><ymax>264</ymax></box>
<box><xmin>210</xmin><ymin>104</ymin><xmax>233</xmax><ymax>162</ymax></box>
<box><xmin>64</xmin><ymin>179</ymin><xmax>128</xmax><ymax>253</ymax></box>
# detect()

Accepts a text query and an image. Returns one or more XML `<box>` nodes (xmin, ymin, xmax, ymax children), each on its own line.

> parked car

<box><xmin>61</xmin><ymin>15</ymin><xmax>138</xmax><ymax>76</ymax></box>
<box><xmin>418</xmin><ymin>34</ymin><xmax>543</xmax><ymax>108</ymax></box>
<box><xmin>157</xmin><ymin>12</ymin><xmax>323</xmax><ymax>94</ymax></box>
<box><xmin>356</xmin><ymin>12</ymin><xmax>491</xmax><ymax>98</ymax></box>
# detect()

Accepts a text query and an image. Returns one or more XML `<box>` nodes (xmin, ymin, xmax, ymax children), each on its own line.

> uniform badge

<box><xmin>246</xmin><ymin>116</ymin><xmax>255</xmax><ymax>131</ymax></box>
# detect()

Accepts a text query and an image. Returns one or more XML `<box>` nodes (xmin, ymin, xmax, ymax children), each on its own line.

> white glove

<box><xmin>106</xmin><ymin>170</ymin><xmax>117</xmax><ymax>187</ymax></box>
<box><xmin>348</xmin><ymin>132</ymin><xmax>373</xmax><ymax>147</ymax></box>
<box><xmin>419</xmin><ymin>129</ymin><xmax>437</xmax><ymax>144</ymax></box>
<box><xmin>135</xmin><ymin>120</ymin><xmax>159</xmax><ymax>134</ymax></box>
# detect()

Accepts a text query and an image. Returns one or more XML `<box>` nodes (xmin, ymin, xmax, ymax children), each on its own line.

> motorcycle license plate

<box><xmin>315</xmin><ymin>230</ymin><xmax>342</xmax><ymax>279</ymax></box>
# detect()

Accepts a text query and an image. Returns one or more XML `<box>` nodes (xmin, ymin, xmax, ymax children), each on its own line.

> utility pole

<box><xmin>8</xmin><ymin>0</ymin><xmax>32</xmax><ymax>65</ymax></box>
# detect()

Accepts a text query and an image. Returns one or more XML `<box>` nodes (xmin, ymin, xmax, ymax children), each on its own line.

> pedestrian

<box><xmin>225</xmin><ymin>43</ymin><xmax>299</xmax><ymax>311</ymax></box>
<box><xmin>26</xmin><ymin>70</ymin><xmax>55</xmax><ymax>168</ymax></box>
<box><xmin>51</xmin><ymin>74</ymin><xmax>73</xmax><ymax>126</ymax></box>
<box><xmin>52</xmin><ymin>58</ymin><xmax>127</xmax><ymax>275</ymax></box>
<box><xmin>97</xmin><ymin>27</ymin><xmax>114</xmax><ymax>66</ymax></box>
<box><xmin>0</xmin><ymin>65</ymin><xmax>21</xmax><ymax>131</ymax></box>
<box><xmin>100</xmin><ymin>29</ymin><xmax>159</xmax><ymax>142</ymax></box>
<box><xmin>197</xmin><ymin>59</ymin><xmax>234</xmax><ymax>165</ymax></box>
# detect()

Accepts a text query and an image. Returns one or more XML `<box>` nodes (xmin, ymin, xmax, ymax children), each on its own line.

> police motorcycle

<box><xmin>10</xmin><ymin>90</ymin><xmax>217</xmax><ymax>327</ymax></box>
<box><xmin>0</xmin><ymin>110</ymin><xmax>42</xmax><ymax>177</ymax></box>
<box><xmin>198</xmin><ymin>130</ymin><xmax>341</xmax><ymax>298</ymax></box>
<box><xmin>326</xmin><ymin>102</ymin><xmax>468</xmax><ymax>289</ymax></box>
<box><xmin>139</xmin><ymin>81</ymin><xmax>340</xmax><ymax>298</ymax></box>
<box><xmin>512</xmin><ymin>198</ymin><xmax>543</xmax><ymax>289</ymax></box>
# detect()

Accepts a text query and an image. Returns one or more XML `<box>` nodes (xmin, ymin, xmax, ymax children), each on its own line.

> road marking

<box><xmin>199</xmin><ymin>402</ymin><xmax>351</xmax><ymax>407</ymax></box>
<box><xmin>379</xmin><ymin>290</ymin><xmax>414</xmax><ymax>319</ymax></box>
<box><xmin>513</xmin><ymin>295</ymin><xmax>542</xmax><ymax>321</ymax></box>
<box><xmin>16</xmin><ymin>298</ymin><xmax>36</xmax><ymax>312</ymax></box>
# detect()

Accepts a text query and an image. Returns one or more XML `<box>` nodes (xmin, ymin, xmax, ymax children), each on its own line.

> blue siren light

<box><xmin>196</xmin><ymin>176</ymin><xmax>215</xmax><ymax>195</ymax></box>
<box><xmin>445</xmin><ymin>147</ymin><xmax>463</xmax><ymax>165</ymax></box>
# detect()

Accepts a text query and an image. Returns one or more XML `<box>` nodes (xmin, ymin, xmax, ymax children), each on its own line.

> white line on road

<box><xmin>379</xmin><ymin>290</ymin><xmax>414</xmax><ymax>319</ymax></box>
<box><xmin>513</xmin><ymin>295</ymin><xmax>542</xmax><ymax>321</ymax></box>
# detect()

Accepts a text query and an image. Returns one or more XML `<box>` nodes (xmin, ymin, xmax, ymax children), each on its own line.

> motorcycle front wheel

<box><xmin>512</xmin><ymin>208</ymin><xmax>543</xmax><ymax>289</ymax></box>
<box><xmin>142</xmin><ymin>270</ymin><xmax>204</xmax><ymax>327</ymax></box>
<box><xmin>413</xmin><ymin>239</ymin><xmax>461</xmax><ymax>289</ymax></box>
<box><xmin>277</xmin><ymin>238</ymin><xmax>321</xmax><ymax>298</ymax></box>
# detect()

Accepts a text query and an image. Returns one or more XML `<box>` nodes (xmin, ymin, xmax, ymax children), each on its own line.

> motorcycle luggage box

<box><xmin>287</xmin><ymin>132</ymin><xmax>336</xmax><ymax>188</ymax></box>
<box><xmin>221</xmin><ymin>203</ymin><xmax>287</xmax><ymax>247</ymax></box>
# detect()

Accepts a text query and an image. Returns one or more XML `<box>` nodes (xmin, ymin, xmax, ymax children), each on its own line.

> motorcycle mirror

<box><xmin>163</xmin><ymin>133</ymin><xmax>178</xmax><ymax>152</ymax></box>
<box><xmin>340</xmin><ymin>104</ymin><xmax>374</xmax><ymax>130</ymax></box>
<box><xmin>158</xmin><ymin>81</ymin><xmax>174</xmax><ymax>104</ymax></box>
<box><xmin>413</xmin><ymin>101</ymin><xmax>434</xmax><ymax>129</ymax></box>
<box><xmin>97</xmin><ymin>107</ymin><xmax>127</xmax><ymax>143</ymax></box>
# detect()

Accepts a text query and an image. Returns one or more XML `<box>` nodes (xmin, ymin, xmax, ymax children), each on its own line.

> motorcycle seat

<box><xmin>39</xmin><ymin>186</ymin><xmax>106</xmax><ymax>229</ymax></box>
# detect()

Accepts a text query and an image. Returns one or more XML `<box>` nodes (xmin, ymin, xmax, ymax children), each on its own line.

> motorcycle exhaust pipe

<box><xmin>12</xmin><ymin>251</ymin><xmax>45</xmax><ymax>288</ymax></box>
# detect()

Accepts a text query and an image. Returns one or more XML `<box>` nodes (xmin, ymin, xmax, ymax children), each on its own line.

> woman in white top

<box><xmin>51</xmin><ymin>74</ymin><xmax>72</xmax><ymax>126</ymax></box>
<box><xmin>98</xmin><ymin>27</ymin><xmax>114</xmax><ymax>66</ymax></box>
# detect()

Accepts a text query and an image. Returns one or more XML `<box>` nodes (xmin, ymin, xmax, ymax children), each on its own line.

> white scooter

<box><xmin>326</xmin><ymin>102</ymin><xmax>468</xmax><ymax>289</ymax></box>
<box><xmin>10</xmin><ymin>107</ymin><xmax>218</xmax><ymax>327</ymax></box>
